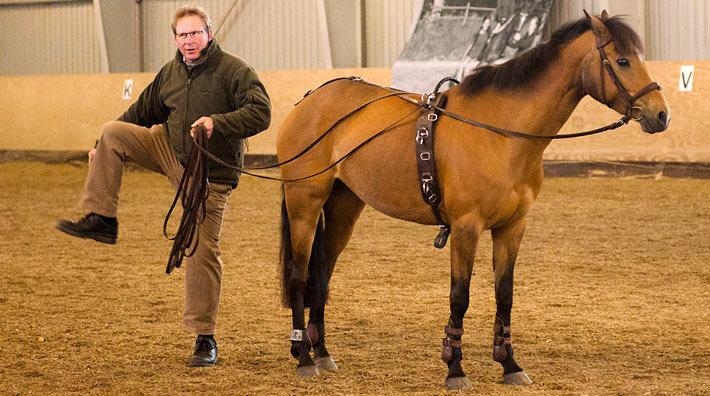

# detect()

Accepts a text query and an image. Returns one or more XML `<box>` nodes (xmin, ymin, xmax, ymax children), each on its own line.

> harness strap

<box><xmin>297</xmin><ymin>76</ymin><xmax>358</xmax><ymax>104</ymax></box>
<box><xmin>415</xmin><ymin>93</ymin><xmax>450</xmax><ymax>249</ymax></box>
<box><xmin>441</xmin><ymin>325</ymin><xmax>464</xmax><ymax>363</ymax></box>
<box><xmin>445</xmin><ymin>325</ymin><xmax>464</xmax><ymax>337</ymax></box>
<box><xmin>596</xmin><ymin>38</ymin><xmax>662</xmax><ymax>119</ymax></box>
<box><xmin>493</xmin><ymin>325</ymin><xmax>513</xmax><ymax>346</ymax></box>
<box><xmin>492</xmin><ymin>324</ymin><xmax>513</xmax><ymax>362</ymax></box>
<box><xmin>443</xmin><ymin>337</ymin><xmax>462</xmax><ymax>349</ymax></box>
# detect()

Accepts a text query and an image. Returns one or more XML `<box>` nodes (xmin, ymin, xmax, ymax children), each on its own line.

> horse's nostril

<box><xmin>658</xmin><ymin>111</ymin><xmax>668</xmax><ymax>124</ymax></box>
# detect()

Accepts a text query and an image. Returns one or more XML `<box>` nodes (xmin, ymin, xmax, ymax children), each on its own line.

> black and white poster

<box><xmin>392</xmin><ymin>0</ymin><xmax>553</xmax><ymax>93</ymax></box>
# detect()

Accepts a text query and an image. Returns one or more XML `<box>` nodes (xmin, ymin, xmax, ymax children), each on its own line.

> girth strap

<box><xmin>415</xmin><ymin>93</ymin><xmax>451</xmax><ymax>249</ymax></box>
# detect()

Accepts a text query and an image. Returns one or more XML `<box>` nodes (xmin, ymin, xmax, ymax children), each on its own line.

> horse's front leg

<box><xmin>491</xmin><ymin>220</ymin><xmax>532</xmax><ymax>385</ymax></box>
<box><xmin>442</xmin><ymin>222</ymin><xmax>480</xmax><ymax>390</ymax></box>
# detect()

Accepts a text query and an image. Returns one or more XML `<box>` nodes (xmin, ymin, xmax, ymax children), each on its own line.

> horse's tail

<box><xmin>279</xmin><ymin>190</ymin><xmax>329</xmax><ymax>309</ymax></box>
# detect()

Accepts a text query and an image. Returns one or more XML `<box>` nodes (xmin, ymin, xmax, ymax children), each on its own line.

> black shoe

<box><xmin>56</xmin><ymin>213</ymin><xmax>118</xmax><ymax>245</ymax></box>
<box><xmin>189</xmin><ymin>335</ymin><xmax>218</xmax><ymax>367</ymax></box>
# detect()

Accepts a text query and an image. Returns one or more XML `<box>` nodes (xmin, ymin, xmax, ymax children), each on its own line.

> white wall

<box><xmin>141</xmin><ymin>0</ymin><xmax>333</xmax><ymax>72</ymax></box>
<box><xmin>645</xmin><ymin>0</ymin><xmax>710</xmax><ymax>60</ymax></box>
<box><xmin>548</xmin><ymin>0</ymin><xmax>710</xmax><ymax>60</ymax></box>
<box><xmin>362</xmin><ymin>0</ymin><xmax>424</xmax><ymax>67</ymax></box>
<box><xmin>0</xmin><ymin>0</ymin><xmax>103</xmax><ymax>74</ymax></box>
<box><xmin>0</xmin><ymin>0</ymin><xmax>707</xmax><ymax>75</ymax></box>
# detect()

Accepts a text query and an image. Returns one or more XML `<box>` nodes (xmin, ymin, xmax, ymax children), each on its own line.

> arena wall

<box><xmin>0</xmin><ymin>62</ymin><xmax>707</xmax><ymax>165</ymax></box>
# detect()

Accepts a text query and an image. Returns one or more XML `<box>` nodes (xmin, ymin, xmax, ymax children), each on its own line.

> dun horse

<box><xmin>277</xmin><ymin>11</ymin><xmax>669</xmax><ymax>389</ymax></box>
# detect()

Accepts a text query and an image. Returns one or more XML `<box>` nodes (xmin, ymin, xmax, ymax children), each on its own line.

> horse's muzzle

<box><xmin>639</xmin><ymin>108</ymin><xmax>670</xmax><ymax>134</ymax></box>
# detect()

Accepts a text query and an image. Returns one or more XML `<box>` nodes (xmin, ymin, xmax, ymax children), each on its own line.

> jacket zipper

<box><xmin>182</xmin><ymin>72</ymin><xmax>192</xmax><ymax>155</ymax></box>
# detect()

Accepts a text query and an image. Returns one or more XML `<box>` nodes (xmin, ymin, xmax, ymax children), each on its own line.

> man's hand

<box><xmin>190</xmin><ymin>117</ymin><xmax>214</xmax><ymax>139</ymax></box>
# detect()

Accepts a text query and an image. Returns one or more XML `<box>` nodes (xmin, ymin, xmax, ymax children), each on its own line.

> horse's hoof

<box><xmin>296</xmin><ymin>365</ymin><xmax>319</xmax><ymax>377</ymax></box>
<box><xmin>314</xmin><ymin>356</ymin><xmax>338</xmax><ymax>371</ymax></box>
<box><xmin>445</xmin><ymin>376</ymin><xmax>470</xmax><ymax>390</ymax></box>
<box><xmin>502</xmin><ymin>371</ymin><xmax>532</xmax><ymax>385</ymax></box>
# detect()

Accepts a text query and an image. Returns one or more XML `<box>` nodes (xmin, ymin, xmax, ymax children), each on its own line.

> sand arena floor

<box><xmin>0</xmin><ymin>162</ymin><xmax>708</xmax><ymax>395</ymax></box>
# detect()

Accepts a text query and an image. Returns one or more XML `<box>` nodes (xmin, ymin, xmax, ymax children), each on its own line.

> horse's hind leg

<box><xmin>491</xmin><ymin>220</ymin><xmax>532</xmax><ymax>385</ymax></box>
<box><xmin>281</xmin><ymin>180</ymin><xmax>364</xmax><ymax>377</ymax></box>
<box><xmin>281</xmin><ymin>182</ymin><xmax>331</xmax><ymax>377</ymax></box>
<box><xmin>307</xmin><ymin>180</ymin><xmax>365</xmax><ymax>371</ymax></box>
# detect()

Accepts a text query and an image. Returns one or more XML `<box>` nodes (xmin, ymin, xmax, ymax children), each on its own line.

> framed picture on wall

<box><xmin>393</xmin><ymin>0</ymin><xmax>553</xmax><ymax>92</ymax></box>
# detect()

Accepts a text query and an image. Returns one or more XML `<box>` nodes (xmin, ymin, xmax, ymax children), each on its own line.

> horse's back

<box><xmin>276</xmin><ymin>79</ymin><xmax>398</xmax><ymax>159</ymax></box>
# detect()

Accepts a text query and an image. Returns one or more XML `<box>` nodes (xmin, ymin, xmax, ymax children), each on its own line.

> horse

<box><xmin>276</xmin><ymin>11</ymin><xmax>669</xmax><ymax>389</ymax></box>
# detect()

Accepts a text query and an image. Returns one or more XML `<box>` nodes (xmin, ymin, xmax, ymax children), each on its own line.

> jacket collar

<box><xmin>175</xmin><ymin>40</ymin><xmax>220</xmax><ymax>69</ymax></box>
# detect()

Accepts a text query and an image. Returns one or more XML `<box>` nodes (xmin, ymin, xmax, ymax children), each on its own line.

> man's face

<box><xmin>174</xmin><ymin>15</ymin><xmax>212</xmax><ymax>63</ymax></box>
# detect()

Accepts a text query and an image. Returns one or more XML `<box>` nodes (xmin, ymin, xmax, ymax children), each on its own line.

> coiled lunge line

<box><xmin>164</xmin><ymin>125</ymin><xmax>210</xmax><ymax>275</ymax></box>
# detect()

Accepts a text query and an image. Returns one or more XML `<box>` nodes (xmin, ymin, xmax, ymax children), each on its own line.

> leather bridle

<box><xmin>594</xmin><ymin>36</ymin><xmax>662</xmax><ymax>121</ymax></box>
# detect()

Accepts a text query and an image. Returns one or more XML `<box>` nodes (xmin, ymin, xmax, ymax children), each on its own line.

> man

<box><xmin>56</xmin><ymin>5</ymin><xmax>271</xmax><ymax>367</ymax></box>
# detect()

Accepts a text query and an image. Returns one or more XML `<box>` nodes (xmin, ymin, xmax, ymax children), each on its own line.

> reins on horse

<box><xmin>188</xmin><ymin>103</ymin><xmax>424</xmax><ymax>182</ymax></box>
<box><xmin>163</xmin><ymin>124</ymin><xmax>210</xmax><ymax>275</ymax></box>
<box><xmin>184</xmin><ymin>59</ymin><xmax>654</xmax><ymax>183</ymax></box>
<box><xmin>183</xmin><ymin>65</ymin><xmax>641</xmax><ymax>184</ymax></box>
<box><xmin>247</xmin><ymin>80</ymin><xmax>410</xmax><ymax>172</ymax></box>
<box><xmin>397</xmin><ymin>93</ymin><xmax>634</xmax><ymax>140</ymax></box>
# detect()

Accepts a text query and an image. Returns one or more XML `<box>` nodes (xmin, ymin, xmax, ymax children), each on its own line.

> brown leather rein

<box><xmin>186</xmin><ymin>34</ymin><xmax>663</xmax><ymax>181</ymax></box>
<box><xmin>164</xmin><ymin>124</ymin><xmax>210</xmax><ymax>274</ymax></box>
<box><xmin>164</xmin><ymin>27</ymin><xmax>664</xmax><ymax>267</ymax></box>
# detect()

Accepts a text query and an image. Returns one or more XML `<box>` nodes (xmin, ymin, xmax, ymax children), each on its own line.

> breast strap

<box><xmin>415</xmin><ymin>93</ymin><xmax>450</xmax><ymax>249</ymax></box>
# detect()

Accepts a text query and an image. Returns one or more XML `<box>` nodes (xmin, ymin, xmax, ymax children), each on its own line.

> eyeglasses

<box><xmin>175</xmin><ymin>29</ymin><xmax>206</xmax><ymax>40</ymax></box>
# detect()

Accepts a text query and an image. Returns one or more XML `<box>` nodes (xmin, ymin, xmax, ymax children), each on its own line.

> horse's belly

<box><xmin>336</xmin><ymin>129</ymin><xmax>436</xmax><ymax>225</ymax></box>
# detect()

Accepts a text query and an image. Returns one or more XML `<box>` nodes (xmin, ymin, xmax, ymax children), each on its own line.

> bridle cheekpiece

<box><xmin>594</xmin><ymin>35</ymin><xmax>661</xmax><ymax>121</ymax></box>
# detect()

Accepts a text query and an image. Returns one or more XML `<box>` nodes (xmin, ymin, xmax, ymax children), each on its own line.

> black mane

<box><xmin>459</xmin><ymin>15</ymin><xmax>644</xmax><ymax>95</ymax></box>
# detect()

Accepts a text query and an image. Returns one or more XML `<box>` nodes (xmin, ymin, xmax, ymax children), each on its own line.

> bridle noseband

<box><xmin>595</xmin><ymin>36</ymin><xmax>661</xmax><ymax>121</ymax></box>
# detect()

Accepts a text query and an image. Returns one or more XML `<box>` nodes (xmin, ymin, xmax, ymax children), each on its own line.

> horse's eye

<box><xmin>616</xmin><ymin>58</ymin><xmax>630</xmax><ymax>68</ymax></box>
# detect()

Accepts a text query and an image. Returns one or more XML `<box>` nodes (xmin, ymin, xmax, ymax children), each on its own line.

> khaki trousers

<box><xmin>81</xmin><ymin>120</ymin><xmax>231</xmax><ymax>335</ymax></box>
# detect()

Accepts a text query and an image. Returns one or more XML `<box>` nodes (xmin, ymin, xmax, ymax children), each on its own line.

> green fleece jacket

<box><xmin>118</xmin><ymin>41</ymin><xmax>271</xmax><ymax>186</ymax></box>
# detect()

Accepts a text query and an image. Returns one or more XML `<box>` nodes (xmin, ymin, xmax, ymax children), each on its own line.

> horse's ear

<box><xmin>583</xmin><ymin>9</ymin><xmax>591</xmax><ymax>20</ymax></box>
<box><xmin>586</xmin><ymin>11</ymin><xmax>609</xmax><ymax>40</ymax></box>
<box><xmin>600</xmin><ymin>10</ymin><xmax>611</xmax><ymax>21</ymax></box>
